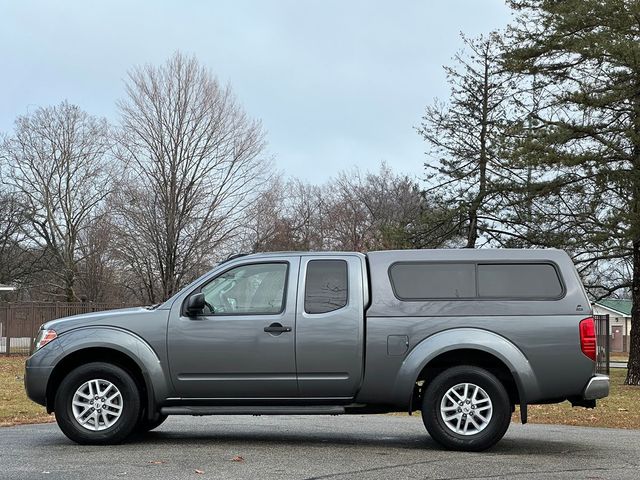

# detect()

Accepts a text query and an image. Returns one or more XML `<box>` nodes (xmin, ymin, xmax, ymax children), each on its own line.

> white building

<box><xmin>592</xmin><ymin>299</ymin><xmax>631</xmax><ymax>353</ymax></box>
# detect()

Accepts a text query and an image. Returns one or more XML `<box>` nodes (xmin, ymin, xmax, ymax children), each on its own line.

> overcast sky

<box><xmin>0</xmin><ymin>0</ymin><xmax>511</xmax><ymax>183</ymax></box>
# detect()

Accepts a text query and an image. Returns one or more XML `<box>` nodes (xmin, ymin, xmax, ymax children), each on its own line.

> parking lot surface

<box><xmin>1</xmin><ymin>415</ymin><xmax>639</xmax><ymax>479</ymax></box>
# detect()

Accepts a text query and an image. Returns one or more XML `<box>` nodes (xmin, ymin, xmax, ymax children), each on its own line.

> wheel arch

<box><xmin>45</xmin><ymin>328</ymin><xmax>169</xmax><ymax>419</ymax></box>
<box><xmin>412</xmin><ymin>349</ymin><xmax>519</xmax><ymax>412</ymax></box>
<box><xmin>393</xmin><ymin>328</ymin><xmax>540</xmax><ymax>418</ymax></box>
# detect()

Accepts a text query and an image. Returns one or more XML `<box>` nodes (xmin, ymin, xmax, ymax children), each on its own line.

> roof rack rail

<box><xmin>217</xmin><ymin>252</ymin><xmax>252</xmax><ymax>266</ymax></box>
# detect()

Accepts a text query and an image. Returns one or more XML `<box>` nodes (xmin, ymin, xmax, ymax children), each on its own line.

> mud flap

<box><xmin>520</xmin><ymin>403</ymin><xmax>527</xmax><ymax>424</ymax></box>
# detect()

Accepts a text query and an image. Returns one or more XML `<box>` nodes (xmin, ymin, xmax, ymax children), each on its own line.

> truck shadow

<box><xmin>125</xmin><ymin>429</ymin><xmax>587</xmax><ymax>456</ymax></box>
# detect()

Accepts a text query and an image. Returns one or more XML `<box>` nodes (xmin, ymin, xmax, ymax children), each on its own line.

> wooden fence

<box><xmin>0</xmin><ymin>302</ymin><xmax>139</xmax><ymax>355</ymax></box>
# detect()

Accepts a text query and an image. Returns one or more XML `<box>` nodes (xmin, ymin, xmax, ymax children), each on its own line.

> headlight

<box><xmin>34</xmin><ymin>329</ymin><xmax>57</xmax><ymax>351</ymax></box>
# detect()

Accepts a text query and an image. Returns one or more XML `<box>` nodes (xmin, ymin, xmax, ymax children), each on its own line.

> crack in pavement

<box><xmin>430</xmin><ymin>465</ymin><xmax>637</xmax><ymax>480</ymax></box>
<box><xmin>301</xmin><ymin>458</ymin><xmax>445</xmax><ymax>480</ymax></box>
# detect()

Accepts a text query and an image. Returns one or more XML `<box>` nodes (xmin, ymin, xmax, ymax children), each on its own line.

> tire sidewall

<box><xmin>55</xmin><ymin>362</ymin><xmax>141</xmax><ymax>445</ymax></box>
<box><xmin>422</xmin><ymin>366</ymin><xmax>511</xmax><ymax>451</ymax></box>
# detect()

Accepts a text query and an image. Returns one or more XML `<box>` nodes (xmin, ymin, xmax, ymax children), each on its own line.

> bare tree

<box><xmin>242</xmin><ymin>164</ymin><xmax>433</xmax><ymax>253</ymax></box>
<box><xmin>325</xmin><ymin>164</ymin><xmax>425</xmax><ymax>251</ymax></box>
<box><xmin>76</xmin><ymin>214</ymin><xmax>125</xmax><ymax>303</ymax></box>
<box><xmin>0</xmin><ymin>102</ymin><xmax>114</xmax><ymax>301</ymax></box>
<box><xmin>244</xmin><ymin>177</ymin><xmax>329</xmax><ymax>252</ymax></box>
<box><xmin>284</xmin><ymin>179</ymin><xmax>328</xmax><ymax>250</ymax></box>
<box><xmin>243</xmin><ymin>176</ymin><xmax>295</xmax><ymax>252</ymax></box>
<box><xmin>114</xmin><ymin>52</ymin><xmax>269</xmax><ymax>302</ymax></box>
<box><xmin>0</xmin><ymin>189</ymin><xmax>31</xmax><ymax>296</ymax></box>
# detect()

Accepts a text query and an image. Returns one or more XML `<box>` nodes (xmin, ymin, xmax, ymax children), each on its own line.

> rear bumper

<box><xmin>583</xmin><ymin>374</ymin><xmax>609</xmax><ymax>400</ymax></box>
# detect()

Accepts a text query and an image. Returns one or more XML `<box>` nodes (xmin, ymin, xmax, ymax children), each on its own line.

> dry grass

<box><xmin>610</xmin><ymin>353</ymin><xmax>629</xmax><ymax>362</ymax></box>
<box><xmin>2</xmin><ymin>356</ymin><xmax>640</xmax><ymax>430</ymax></box>
<box><xmin>0</xmin><ymin>356</ymin><xmax>54</xmax><ymax>427</ymax></box>
<box><xmin>394</xmin><ymin>369</ymin><xmax>640</xmax><ymax>429</ymax></box>
<box><xmin>511</xmin><ymin>368</ymin><xmax>640</xmax><ymax>429</ymax></box>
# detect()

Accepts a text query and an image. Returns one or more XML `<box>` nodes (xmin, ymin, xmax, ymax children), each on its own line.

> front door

<box><xmin>168</xmin><ymin>257</ymin><xmax>300</xmax><ymax>399</ymax></box>
<box><xmin>611</xmin><ymin>326</ymin><xmax>623</xmax><ymax>352</ymax></box>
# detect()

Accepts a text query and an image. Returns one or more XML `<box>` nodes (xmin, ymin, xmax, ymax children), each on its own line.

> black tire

<box><xmin>422</xmin><ymin>365</ymin><xmax>511</xmax><ymax>452</ymax></box>
<box><xmin>54</xmin><ymin>362</ymin><xmax>141</xmax><ymax>445</ymax></box>
<box><xmin>137</xmin><ymin>413</ymin><xmax>168</xmax><ymax>433</ymax></box>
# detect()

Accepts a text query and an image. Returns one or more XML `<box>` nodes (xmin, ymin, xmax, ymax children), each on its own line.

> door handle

<box><xmin>264</xmin><ymin>323</ymin><xmax>292</xmax><ymax>334</ymax></box>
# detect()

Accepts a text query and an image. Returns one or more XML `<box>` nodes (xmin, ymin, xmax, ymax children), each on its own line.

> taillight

<box><xmin>34</xmin><ymin>329</ymin><xmax>57</xmax><ymax>351</ymax></box>
<box><xmin>579</xmin><ymin>317</ymin><xmax>596</xmax><ymax>361</ymax></box>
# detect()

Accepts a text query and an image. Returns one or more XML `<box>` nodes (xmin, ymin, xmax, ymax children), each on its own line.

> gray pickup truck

<box><xmin>24</xmin><ymin>249</ymin><xmax>609</xmax><ymax>451</ymax></box>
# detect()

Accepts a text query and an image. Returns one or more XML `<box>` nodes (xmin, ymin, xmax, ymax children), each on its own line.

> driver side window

<box><xmin>201</xmin><ymin>262</ymin><xmax>288</xmax><ymax>315</ymax></box>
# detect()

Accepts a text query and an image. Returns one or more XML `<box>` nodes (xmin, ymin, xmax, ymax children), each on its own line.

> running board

<box><xmin>160</xmin><ymin>405</ymin><xmax>346</xmax><ymax>416</ymax></box>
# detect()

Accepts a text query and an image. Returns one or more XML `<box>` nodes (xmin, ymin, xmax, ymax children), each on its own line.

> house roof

<box><xmin>595</xmin><ymin>299</ymin><xmax>632</xmax><ymax>316</ymax></box>
<box><xmin>0</xmin><ymin>284</ymin><xmax>15</xmax><ymax>292</ymax></box>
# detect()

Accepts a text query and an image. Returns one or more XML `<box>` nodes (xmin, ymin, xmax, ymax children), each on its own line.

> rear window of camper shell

<box><xmin>388</xmin><ymin>261</ymin><xmax>565</xmax><ymax>301</ymax></box>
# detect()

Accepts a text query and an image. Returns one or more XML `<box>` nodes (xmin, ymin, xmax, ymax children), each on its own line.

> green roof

<box><xmin>596</xmin><ymin>299</ymin><xmax>632</xmax><ymax>316</ymax></box>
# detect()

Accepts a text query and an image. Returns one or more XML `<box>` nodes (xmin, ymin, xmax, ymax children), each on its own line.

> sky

<box><xmin>0</xmin><ymin>0</ymin><xmax>512</xmax><ymax>183</ymax></box>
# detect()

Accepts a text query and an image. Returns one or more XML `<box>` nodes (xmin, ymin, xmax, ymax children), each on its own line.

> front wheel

<box><xmin>54</xmin><ymin>362</ymin><xmax>141</xmax><ymax>445</ymax></box>
<box><xmin>422</xmin><ymin>365</ymin><xmax>511</xmax><ymax>451</ymax></box>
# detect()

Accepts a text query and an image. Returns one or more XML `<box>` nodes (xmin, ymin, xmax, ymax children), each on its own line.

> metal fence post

<box><xmin>0</xmin><ymin>305</ymin><xmax>4</xmax><ymax>356</ymax></box>
<box><xmin>5</xmin><ymin>304</ymin><xmax>11</xmax><ymax>356</ymax></box>
<box><xmin>593</xmin><ymin>314</ymin><xmax>610</xmax><ymax>375</ymax></box>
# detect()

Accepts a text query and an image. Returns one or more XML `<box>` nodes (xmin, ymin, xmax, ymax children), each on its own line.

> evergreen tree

<box><xmin>418</xmin><ymin>33</ymin><xmax>519</xmax><ymax>248</ymax></box>
<box><xmin>504</xmin><ymin>0</ymin><xmax>640</xmax><ymax>384</ymax></box>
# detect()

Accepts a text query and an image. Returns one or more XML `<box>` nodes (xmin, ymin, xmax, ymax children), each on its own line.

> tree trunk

<box><xmin>64</xmin><ymin>269</ymin><xmax>77</xmax><ymax>303</ymax></box>
<box><xmin>626</xmin><ymin>90</ymin><xmax>640</xmax><ymax>385</ymax></box>
<box><xmin>466</xmin><ymin>212</ymin><xmax>478</xmax><ymax>249</ymax></box>
<box><xmin>465</xmin><ymin>53</ymin><xmax>490</xmax><ymax>249</ymax></box>
<box><xmin>626</xmin><ymin>240</ymin><xmax>640</xmax><ymax>384</ymax></box>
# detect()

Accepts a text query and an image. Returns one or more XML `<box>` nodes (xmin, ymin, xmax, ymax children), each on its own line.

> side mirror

<box><xmin>185</xmin><ymin>293</ymin><xmax>206</xmax><ymax>316</ymax></box>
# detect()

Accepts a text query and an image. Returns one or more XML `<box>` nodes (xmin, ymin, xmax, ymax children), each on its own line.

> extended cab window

<box><xmin>389</xmin><ymin>262</ymin><xmax>476</xmax><ymax>300</ymax></box>
<box><xmin>304</xmin><ymin>260</ymin><xmax>348</xmax><ymax>314</ymax></box>
<box><xmin>477</xmin><ymin>263</ymin><xmax>563</xmax><ymax>299</ymax></box>
<box><xmin>201</xmin><ymin>263</ymin><xmax>288</xmax><ymax>315</ymax></box>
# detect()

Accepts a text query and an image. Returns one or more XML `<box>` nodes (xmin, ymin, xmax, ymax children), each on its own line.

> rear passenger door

<box><xmin>295</xmin><ymin>255</ymin><xmax>366</xmax><ymax>398</ymax></box>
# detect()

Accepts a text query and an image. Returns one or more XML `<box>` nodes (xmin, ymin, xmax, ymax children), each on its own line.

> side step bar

<box><xmin>161</xmin><ymin>405</ymin><xmax>346</xmax><ymax>416</ymax></box>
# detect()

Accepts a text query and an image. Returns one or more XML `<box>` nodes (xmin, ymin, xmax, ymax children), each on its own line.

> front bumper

<box><xmin>24</xmin><ymin>360</ymin><xmax>54</xmax><ymax>407</ymax></box>
<box><xmin>583</xmin><ymin>374</ymin><xmax>609</xmax><ymax>400</ymax></box>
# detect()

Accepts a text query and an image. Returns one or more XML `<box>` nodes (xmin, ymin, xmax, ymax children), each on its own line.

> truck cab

<box><xmin>165</xmin><ymin>253</ymin><xmax>366</xmax><ymax>400</ymax></box>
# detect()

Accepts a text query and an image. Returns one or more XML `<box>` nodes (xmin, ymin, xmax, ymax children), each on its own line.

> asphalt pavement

<box><xmin>1</xmin><ymin>415</ymin><xmax>639</xmax><ymax>480</ymax></box>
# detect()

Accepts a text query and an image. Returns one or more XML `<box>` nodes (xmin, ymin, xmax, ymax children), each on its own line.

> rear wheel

<box><xmin>54</xmin><ymin>362</ymin><xmax>141</xmax><ymax>445</ymax></box>
<box><xmin>422</xmin><ymin>365</ymin><xmax>511</xmax><ymax>451</ymax></box>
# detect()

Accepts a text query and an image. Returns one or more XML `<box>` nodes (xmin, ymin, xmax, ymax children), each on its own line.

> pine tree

<box><xmin>418</xmin><ymin>33</ymin><xmax>521</xmax><ymax>248</ymax></box>
<box><xmin>504</xmin><ymin>0</ymin><xmax>640</xmax><ymax>384</ymax></box>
